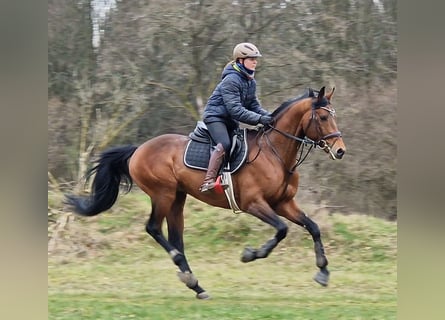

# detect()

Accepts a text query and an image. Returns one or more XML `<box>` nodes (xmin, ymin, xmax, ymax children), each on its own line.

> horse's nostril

<box><xmin>337</xmin><ymin>148</ymin><xmax>345</xmax><ymax>158</ymax></box>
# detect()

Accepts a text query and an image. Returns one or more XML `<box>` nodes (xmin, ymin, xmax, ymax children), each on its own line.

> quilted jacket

<box><xmin>203</xmin><ymin>63</ymin><xmax>270</xmax><ymax>129</ymax></box>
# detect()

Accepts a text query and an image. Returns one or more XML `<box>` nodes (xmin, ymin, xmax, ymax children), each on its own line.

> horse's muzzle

<box><xmin>318</xmin><ymin>139</ymin><xmax>346</xmax><ymax>160</ymax></box>
<box><xmin>323</xmin><ymin>144</ymin><xmax>346</xmax><ymax>160</ymax></box>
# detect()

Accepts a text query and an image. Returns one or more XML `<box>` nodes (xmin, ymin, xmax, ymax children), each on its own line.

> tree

<box><xmin>48</xmin><ymin>0</ymin><xmax>397</xmax><ymax>219</ymax></box>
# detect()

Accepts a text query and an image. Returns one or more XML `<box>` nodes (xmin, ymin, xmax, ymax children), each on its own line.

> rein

<box><xmin>267</xmin><ymin>126</ymin><xmax>316</xmax><ymax>169</ymax></box>
<box><xmin>270</xmin><ymin>126</ymin><xmax>317</xmax><ymax>148</ymax></box>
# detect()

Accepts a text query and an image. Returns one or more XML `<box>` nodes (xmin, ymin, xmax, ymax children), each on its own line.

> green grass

<box><xmin>48</xmin><ymin>191</ymin><xmax>397</xmax><ymax>320</ymax></box>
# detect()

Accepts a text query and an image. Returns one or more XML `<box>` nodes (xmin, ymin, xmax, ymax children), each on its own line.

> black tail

<box><xmin>65</xmin><ymin>145</ymin><xmax>138</xmax><ymax>216</ymax></box>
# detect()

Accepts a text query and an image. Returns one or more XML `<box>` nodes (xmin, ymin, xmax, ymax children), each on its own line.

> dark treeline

<box><xmin>48</xmin><ymin>0</ymin><xmax>397</xmax><ymax>220</ymax></box>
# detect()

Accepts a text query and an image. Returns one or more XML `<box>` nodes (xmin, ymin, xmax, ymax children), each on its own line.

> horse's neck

<box><xmin>269</xmin><ymin>100</ymin><xmax>311</xmax><ymax>166</ymax></box>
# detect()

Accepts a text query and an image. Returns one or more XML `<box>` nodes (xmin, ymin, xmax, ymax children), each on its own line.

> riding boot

<box><xmin>199</xmin><ymin>143</ymin><xmax>226</xmax><ymax>193</ymax></box>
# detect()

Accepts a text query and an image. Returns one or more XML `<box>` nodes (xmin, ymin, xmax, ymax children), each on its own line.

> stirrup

<box><xmin>199</xmin><ymin>176</ymin><xmax>228</xmax><ymax>194</ymax></box>
<box><xmin>199</xmin><ymin>181</ymin><xmax>215</xmax><ymax>193</ymax></box>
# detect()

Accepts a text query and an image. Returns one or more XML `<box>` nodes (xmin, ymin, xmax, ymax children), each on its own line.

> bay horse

<box><xmin>66</xmin><ymin>86</ymin><xmax>346</xmax><ymax>299</ymax></box>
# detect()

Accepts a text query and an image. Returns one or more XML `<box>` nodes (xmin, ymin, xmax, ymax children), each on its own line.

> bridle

<box><xmin>303</xmin><ymin>106</ymin><xmax>342</xmax><ymax>160</ymax></box>
<box><xmin>263</xmin><ymin>104</ymin><xmax>342</xmax><ymax>168</ymax></box>
<box><xmin>246</xmin><ymin>101</ymin><xmax>342</xmax><ymax>202</ymax></box>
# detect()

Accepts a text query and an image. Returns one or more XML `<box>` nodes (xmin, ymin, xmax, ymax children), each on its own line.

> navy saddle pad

<box><xmin>183</xmin><ymin>122</ymin><xmax>248</xmax><ymax>174</ymax></box>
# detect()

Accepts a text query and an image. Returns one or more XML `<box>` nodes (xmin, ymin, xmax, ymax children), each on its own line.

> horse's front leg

<box><xmin>240</xmin><ymin>203</ymin><xmax>288</xmax><ymax>263</ymax></box>
<box><xmin>276</xmin><ymin>201</ymin><xmax>330</xmax><ymax>286</ymax></box>
<box><xmin>299</xmin><ymin>212</ymin><xmax>330</xmax><ymax>286</ymax></box>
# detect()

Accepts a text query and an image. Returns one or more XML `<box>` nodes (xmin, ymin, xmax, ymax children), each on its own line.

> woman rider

<box><xmin>199</xmin><ymin>42</ymin><xmax>274</xmax><ymax>193</ymax></box>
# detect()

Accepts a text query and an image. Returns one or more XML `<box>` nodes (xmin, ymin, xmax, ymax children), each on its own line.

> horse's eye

<box><xmin>320</xmin><ymin>115</ymin><xmax>328</xmax><ymax>121</ymax></box>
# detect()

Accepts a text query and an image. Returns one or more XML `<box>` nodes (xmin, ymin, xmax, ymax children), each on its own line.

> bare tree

<box><xmin>48</xmin><ymin>0</ymin><xmax>397</xmax><ymax>219</ymax></box>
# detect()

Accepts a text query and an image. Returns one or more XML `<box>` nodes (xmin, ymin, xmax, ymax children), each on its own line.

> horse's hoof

<box><xmin>313</xmin><ymin>269</ymin><xmax>329</xmax><ymax>287</ymax></box>
<box><xmin>241</xmin><ymin>247</ymin><xmax>257</xmax><ymax>263</ymax></box>
<box><xmin>196</xmin><ymin>291</ymin><xmax>211</xmax><ymax>300</ymax></box>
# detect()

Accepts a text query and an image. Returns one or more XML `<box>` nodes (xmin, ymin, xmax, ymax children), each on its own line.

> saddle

<box><xmin>183</xmin><ymin>121</ymin><xmax>248</xmax><ymax>174</ymax></box>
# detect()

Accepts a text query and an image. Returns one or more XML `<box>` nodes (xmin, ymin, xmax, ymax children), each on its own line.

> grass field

<box><xmin>48</xmin><ymin>191</ymin><xmax>397</xmax><ymax>319</ymax></box>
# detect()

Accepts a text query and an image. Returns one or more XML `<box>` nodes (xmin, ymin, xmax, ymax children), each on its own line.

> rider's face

<box><xmin>243</xmin><ymin>57</ymin><xmax>258</xmax><ymax>70</ymax></box>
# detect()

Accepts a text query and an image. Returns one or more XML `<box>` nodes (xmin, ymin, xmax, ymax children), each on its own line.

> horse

<box><xmin>66</xmin><ymin>86</ymin><xmax>346</xmax><ymax>299</ymax></box>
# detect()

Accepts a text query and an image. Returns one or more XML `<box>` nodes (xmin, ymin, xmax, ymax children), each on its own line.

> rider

<box><xmin>199</xmin><ymin>42</ymin><xmax>274</xmax><ymax>193</ymax></box>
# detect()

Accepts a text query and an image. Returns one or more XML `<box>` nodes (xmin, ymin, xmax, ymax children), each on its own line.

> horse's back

<box><xmin>132</xmin><ymin>133</ymin><xmax>189</xmax><ymax>163</ymax></box>
<box><xmin>144</xmin><ymin>133</ymin><xmax>188</xmax><ymax>146</ymax></box>
<box><xmin>129</xmin><ymin>134</ymin><xmax>189</xmax><ymax>187</ymax></box>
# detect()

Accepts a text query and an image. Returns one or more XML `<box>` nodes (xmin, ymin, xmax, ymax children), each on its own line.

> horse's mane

<box><xmin>271</xmin><ymin>88</ymin><xmax>317</xmax><ymax>117</ymax></box>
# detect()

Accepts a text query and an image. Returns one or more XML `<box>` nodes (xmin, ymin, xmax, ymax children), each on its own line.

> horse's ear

<box><xmin>318</xmin><ymin>86</ymin><xmax>325</xmax><ymax>102</ymax></box>
<box><xmin>326</xmin><ymin>87</ymin><xmax>335</xmax><ymax>101</ymax></box>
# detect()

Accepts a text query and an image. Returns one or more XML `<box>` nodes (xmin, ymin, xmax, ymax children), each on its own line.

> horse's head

<box><xmin>301</xmin><ymin>87</ymin><xmax>346</xmax><ymax>160</ymax></box>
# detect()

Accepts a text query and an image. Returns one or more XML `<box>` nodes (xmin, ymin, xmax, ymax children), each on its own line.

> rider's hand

<box><xmin>259</xmin><ymin>115</ymin><xmax>274</xmax><ymax>126</ymax></box>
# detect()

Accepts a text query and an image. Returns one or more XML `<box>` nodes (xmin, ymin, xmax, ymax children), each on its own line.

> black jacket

<box><xmin>203</xmin><ymin>63</ymin><xmax>270</xmax><ymax>129</ymax></box>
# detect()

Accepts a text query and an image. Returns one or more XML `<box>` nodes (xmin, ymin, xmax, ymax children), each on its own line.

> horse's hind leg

<box><xmin>146</xmin><ymin>191</ymin><xmax>209</xmax><ymax>299</ymax></box>
<box><xmin>166</xmin><ymin>191</ymin><xmax>209</xmax><ymax>299</ymax></box>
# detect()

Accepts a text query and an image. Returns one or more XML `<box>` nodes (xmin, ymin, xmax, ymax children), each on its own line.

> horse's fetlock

<box><xmin>316</xmin><ymin>254</ymin><xmax>328</xmax><ymax>268</ymax></box>
<box><xmin>256</xmin><ymin>248</ymin><xmax>270</xmax><ymax>258</ymax></box>
<box><xmin>177</xmin><ymin>271</ymin><xmax>198</xmax><ymax>288</ymax></box>
<box><xmin>314</xmin><ymin>241</ymin><xmax>328</xmax><ymax>268</ymax></box>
